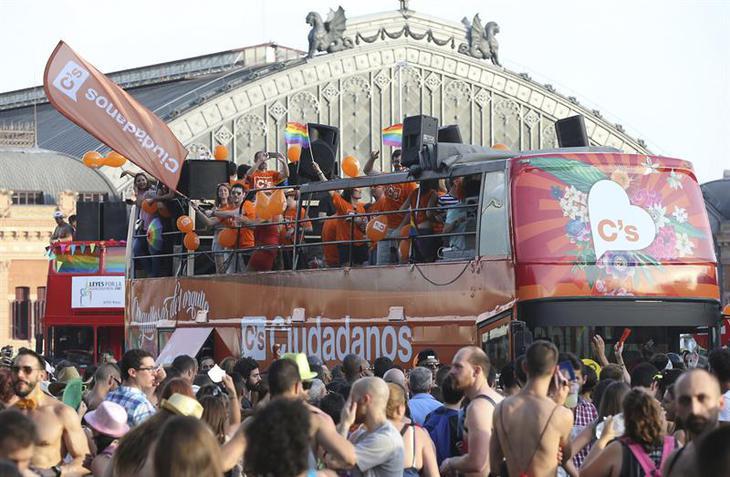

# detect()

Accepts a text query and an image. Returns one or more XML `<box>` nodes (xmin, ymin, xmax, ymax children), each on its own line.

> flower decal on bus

<box><xmin>512</xmin><ymin>154</ymin><xmax>715</xmax><ymax>299</ymax></box>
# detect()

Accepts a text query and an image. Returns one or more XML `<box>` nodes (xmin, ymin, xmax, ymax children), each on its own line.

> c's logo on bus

<box><xmin>588</xmin><ymin>180</ymin><xmax>657</xmax><ymax>259</ymax></box>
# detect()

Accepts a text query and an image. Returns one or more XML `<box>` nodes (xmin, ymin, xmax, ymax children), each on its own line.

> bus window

<box><xmin>437</xmin><ymin>174</ymin><xmax>481</xmax><ymax>261</ymax></box>
<box><xmin>483</xmin><ymin>323</ymin><xmax>510</xmax><ymax>372</ymax></box>
<box><xmin>103</xmin><ymin>246</ymin><xmax>126</xmax><ymax>274</ymax></box>
<box><xmin>50</xmin><ymin>326</ymin><xmax>94</xmax><ymax>366</ymax></box>
<box><xmin>479</xmin><ymin>171</ymin><xmax>510</xmax><ymax>257</ymax></box>
<box><xmin>53</xmin><ymin>249</ymin><xmax>100</xmax><ymax>274</ymax></box>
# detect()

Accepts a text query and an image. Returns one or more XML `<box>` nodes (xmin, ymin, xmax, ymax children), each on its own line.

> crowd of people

<box><xmin>131</xmin><ymin>149</ymin><xmax>481</xmax><ymax>277</ymax></box>
<box><xmin>0</xmin><ymin>335</ymin><xmax>729</xmax><ymax>477</ymax></box>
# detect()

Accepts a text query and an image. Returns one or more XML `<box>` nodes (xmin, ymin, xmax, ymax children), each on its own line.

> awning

<box><xmin>156</xmin><ymin>327</ymin><xmax>214</xmax><ymax>366</ymax></box>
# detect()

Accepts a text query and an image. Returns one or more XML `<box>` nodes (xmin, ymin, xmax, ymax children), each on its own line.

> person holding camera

<box><xmin>244</xmin><ymin>151</ymin><xmax>289</xmax><ymax>190</ymax></box>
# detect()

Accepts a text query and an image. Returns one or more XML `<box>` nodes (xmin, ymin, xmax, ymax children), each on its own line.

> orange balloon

<box><xmin>255</xmin><ymin>191</ymin><xmax>271</xmax><ymax>220</ymax></box>
<box><xmin>82</xmin><ymin>151</ymin><xmax>103</xmax><ymax>168</ymax></box>
<box><xmin>366</xmin><ymin>215</ymin><xmax>389</xmax><ymax>242</ymax></box>
<box><xmin>141</xmin><ymin>199</ymin><xmax>158</xmax><ymax>214</ymax></box>
<box><xmin>176</xmin><ymin>215</ymin><xmax>194</xmax><ymax>233</ymax></box>
<box><xmin>103</xmin><ymin>151</ymin><xmax>127</xmax><ymax>167</ymax></box>
<box><xmin>491</xmin><ymin>143</ymin><xmax>510</xmax><ymax>151</ymax></box>
<box><xmin>214</xmin><ymin>145</ymin><xmax>229</xmax><ymax>161</ymax></box>
<box><xmin>287</xmin><ymin>145</ymin><xmax>302</xmax><ymax>163</ymax></box>
<box><xmin>157</xmin><ymin>202</ymin><xmax>171</xmax><ymax>218</ymax></box>
<box><xmin>183</xmin><ymin>232</ymin><xmax>200</xmax><ymax>251</ymax></box>
<box><xmin>269</xmin><ymin>189</ymin><xmax>286</xmax><ymax>216</ymax></box>
<box><xmin>218</xmin><ymin>228</ymin><xmax>238</xmax><ymax>249</ymax></box>
<box><xmin>342</xmin><ymin>156</ymin><xmax>360</xmax><ymax>178</ymax></box>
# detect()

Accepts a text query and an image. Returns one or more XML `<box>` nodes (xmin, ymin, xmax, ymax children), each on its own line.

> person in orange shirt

<box><xmin>321</xmin><ymin>219</ymin><xmax>340</xmax><ymax>268</ymax></box>
<box><xmin>397</xmin><ymin>179</ymin><xmax>441</xmax><ymax>263</ymax></box>
<box><xmin>313</xmin><ymin>162</ymin><xmax>368</xmax><ymax>266</ymax></box>
<box><xmin>374</xmin><ymin>180</ymin><xmax>417</xmax><ymax>264</ymax></box>
<box><xmin>211</xmin><ymin>184</ymin><xmax>256</xmax><ymax>272</ymax></box>
<box><xmin>244</xmin><ymin>151</ymin><xmax>289</xmax><ymax>190</ymax></box>
<box><xmin>281</xmin><ymin>189</ymin><xmax>313</xmax><ymax>270</ymax></box>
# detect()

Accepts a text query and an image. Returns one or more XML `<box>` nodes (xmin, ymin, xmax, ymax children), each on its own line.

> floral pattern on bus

<box><xmin>512</xmin><ymin>153</ymin><xmax>716</xmax><ymax>299</ymax></box>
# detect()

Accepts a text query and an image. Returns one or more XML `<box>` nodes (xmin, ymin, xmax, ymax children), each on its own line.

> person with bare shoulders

<box><xmin>10</xmin><ymin>348</ymin><xmax>89</xmax><ymax>476</ymax></box>
<box><xmin>222</xmin><ymin>357</ymin><xmax>357</xmax><ymax>473</ymax></box>
<box><xmin>662</xmin><ymin>368</ymin><xmax>723</xmax><ymax>477</ymax></box>
<box><xmin>490</xmin><ymin>340</ymin><xmax>575</xmax><ymax>477</ymax></box>
<box><xmin>83</xmin><ymin>364</ymin><xmax>120</xmax><ymax>412</ymax></box>
<box><xmin>440</xmin><ymin>346</ymin><xmax>503</xmax><ymax>476</ymax></box>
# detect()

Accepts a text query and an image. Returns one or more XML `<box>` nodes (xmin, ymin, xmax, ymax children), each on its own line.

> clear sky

<box><xmin>0</xmin><ymin>0</ymin><xmax>727</xmax><ymax>183</ymax></box>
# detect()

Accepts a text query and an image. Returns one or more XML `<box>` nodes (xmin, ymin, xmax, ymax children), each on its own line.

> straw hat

<box><xmin>160</xmin><ymin>393</ymin><xmax>203</xmax><ymax>419</ymax></box>
<box><xmin>49</xmin><ymin>367</ymin><xmax>89</xmax><ymax>396</ymax></box>
<box><xmin>282</xmin><ymin>353</ymin><xmax>318</xmax><ymax>381</ymax></box>
<box><xmin>84</xmin><ymin>401</ymin><xmax>130</xmax><ymax>438</ymax></box>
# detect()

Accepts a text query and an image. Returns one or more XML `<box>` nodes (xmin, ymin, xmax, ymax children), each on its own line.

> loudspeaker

<box><xmin>177</xmin><ymin>160</ymin><xmax>229</xmax><ymax>199</ymax></box>
<box><xmin>438</xmin><ymin>124</ymin><xmax>462</xmax><ymax>144</ymax></box>
<box><xmin>101</xmin><ymin>202</ymin><xmax>129</xmax><ymax>240</ymax></box>
<box><xmin>298</xmin><ymin>140</ymin><xmax>337</xmax><ymax>181</ymax></box>
<box><xmin>402</xmin><ymin>115</ymin><xmax>438</xmax><ymax>167</ymax></box>
<box><xmin>555</xmin><ymin>115</ymin><xmax>590</xmax><ymax>148</ymax></box>
<box><xmin>75</xmin><ymin>201</ymin><xmax>102</xmax><ymax>241</ymax></box>
<box><xmin>307</xmin><ymin>123</ymin><xmax>339</xmax><ymax>153</ymax></box>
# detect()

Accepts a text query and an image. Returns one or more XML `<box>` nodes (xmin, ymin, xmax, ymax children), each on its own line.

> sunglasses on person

<box><xmin>11</xmin><ymin>365</ymin><xmax>41</xmax><ymax>375</ymax></box>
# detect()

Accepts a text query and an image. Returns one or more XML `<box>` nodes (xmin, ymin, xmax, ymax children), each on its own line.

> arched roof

<box><xmin>0</xmin><ymin>147</ymin><xmax>116</xmax><ymax>204</ymax></box>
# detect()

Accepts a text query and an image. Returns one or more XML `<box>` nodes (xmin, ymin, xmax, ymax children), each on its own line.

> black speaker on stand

<box><xmin>177</xmin><ymin>160</ymin><xmax>229</xmax><ymax>199</ymax></box>
<box><xmin>75</xmin><ymin>202</ymin><xmax>102</xmax><ymax>241</ymax></box>
<box><xmin>555</xmin><ymin>115</ymin><xmax>590</xmax><ymax>147</ymax></box>
<box><xmin>101</xmin><ymin>202</ymin><xmax>129</xmax><ymax>240</ymax></box>
<box><xmin>296</xmin><ymin>123</ymin><xmax>340</xmax><ymax>181</ymax></box>
<box><xmin>402</xmin><ymin>115</ymin><xmax>438</xmax><ymax>168</ymax></box>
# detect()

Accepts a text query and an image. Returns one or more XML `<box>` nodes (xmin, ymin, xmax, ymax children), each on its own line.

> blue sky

<box><xmin>1</xmin><ymin>0</ymin><xmax>727</xmax><ymax>183</ymax></box>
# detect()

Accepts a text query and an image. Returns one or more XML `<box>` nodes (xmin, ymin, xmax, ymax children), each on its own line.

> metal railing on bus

<box><xmin>128</xmin><ymin>183</ymin><xmax>479</xmax><ymax>278</ymax></box>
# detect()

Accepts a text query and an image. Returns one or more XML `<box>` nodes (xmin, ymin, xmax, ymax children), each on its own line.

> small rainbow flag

<box><xmin>383</xmin><ymin>123</ymin><xmax>403</xmax><ymax>147</ymax></box>
<box><xmin>284</xmin><ymin>122</ymin><xmax>310</xmax><ymax>148</ymax></box>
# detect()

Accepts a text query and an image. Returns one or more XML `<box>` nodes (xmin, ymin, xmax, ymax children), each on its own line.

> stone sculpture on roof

<box><xmin>459</xmin><ymin>14</ymin><xmax>501</xmax><ymax>66</ymax></box>
<box><xmin>306</xmin><ymin>6</ymin><xmax>354</xmax><ymax>58</ymax></box>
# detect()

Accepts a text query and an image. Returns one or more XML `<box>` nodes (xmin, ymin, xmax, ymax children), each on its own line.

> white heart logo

<box><xmin>588</xmin><ymin>180</ymin><xmax>657</xmax><ymax>259</ymax></box>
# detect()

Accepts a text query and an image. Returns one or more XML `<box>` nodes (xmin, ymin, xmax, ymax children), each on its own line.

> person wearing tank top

<box><xmin>440</xmin><ymin>347</ymin><xmax>503</xmax><ymax>476</ymax></box>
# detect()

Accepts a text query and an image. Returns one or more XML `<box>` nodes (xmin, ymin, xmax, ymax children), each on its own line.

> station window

<box><xmin>11</xmin><ymin>287</ymin><xmax>31</xmax><ymax>340</ymax></box>
<box><xmin>11</xmin><ymin>190</ymin><xmax>44</xmax><ymax>205</ymax></box>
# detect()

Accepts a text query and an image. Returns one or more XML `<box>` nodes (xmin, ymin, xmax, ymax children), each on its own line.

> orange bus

<box><xmin>44</xmin><ymin>240</ymin><xmax>126</xmax><ymax>366</ymax></box>
<box><xmin>126</xmin><ymin>148</ymin><xmax>720</xmax><ymax>370</ymax></box>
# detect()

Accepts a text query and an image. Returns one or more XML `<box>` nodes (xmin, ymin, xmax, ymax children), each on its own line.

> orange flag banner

<box><xmin>43</xmin><ymin>41</ymin><xmax>187</xmax><ymax>192</ymax></box>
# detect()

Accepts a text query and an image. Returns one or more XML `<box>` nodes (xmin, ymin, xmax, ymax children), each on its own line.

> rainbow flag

<box><xmin>383</xmin><ymin>123</ymin><xmax>403</xmax><ymax>147</ymax></box>
<box><xmin>284</xmin><ymin>122</ymin><xmax>310</xmax><ymax>148</ymax></box>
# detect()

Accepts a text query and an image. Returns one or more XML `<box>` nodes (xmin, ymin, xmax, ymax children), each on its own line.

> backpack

<box><xmin>423</xmin><ymin>406</ymin><xmax>460</xmax><ymax>465</ymax></box>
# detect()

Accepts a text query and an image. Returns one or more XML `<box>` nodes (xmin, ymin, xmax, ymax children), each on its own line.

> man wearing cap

<box><xmin>50</xmin><ymin>211</ymin><xmax>74</xmax><ymax>243</ymax></box>
<box><xmin>416</xmin><ymin>349</ymin><xmax>440</xmax><ymax>380</ymax></box>
<box><xmin>10</xmin><ymin>348</ymin><xmax>89</xmax><ymax>476</ymax></box>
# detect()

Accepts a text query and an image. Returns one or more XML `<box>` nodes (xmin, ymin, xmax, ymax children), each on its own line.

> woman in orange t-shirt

<box><xmin>193</xmin><ymin>183</ymin><xmax>235</xmax><ymax>273</ymax></box>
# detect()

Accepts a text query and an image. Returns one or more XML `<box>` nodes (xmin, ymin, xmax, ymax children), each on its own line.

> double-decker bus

<box><xmin>43</xmin><ymin>240</ymin><xmax>126</xmax><ymax>366</ymax></box>
<box><xmin>126</xmin><ymin>147</ymin><xmax>720</xmax><ymax>370</ymax></box>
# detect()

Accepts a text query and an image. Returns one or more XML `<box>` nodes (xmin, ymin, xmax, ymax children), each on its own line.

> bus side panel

<box><xmin>125</xmin><ymin>259</ymin><xmax>515</xmax><ymax>366</ymax></box>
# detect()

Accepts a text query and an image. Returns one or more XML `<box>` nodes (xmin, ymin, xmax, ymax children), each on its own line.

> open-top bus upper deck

<box><xmin>126</xmin><ymin>146</ymin><xmax>719</xmax><ymax>367</ymax></box>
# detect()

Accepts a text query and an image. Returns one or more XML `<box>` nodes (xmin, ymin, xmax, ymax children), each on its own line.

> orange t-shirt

<box><xmin>382</xmin><ymin>182</ymin><xmax>417</xmax><ymax>228</ymax></box>
<box><xmin>238</xmin><ymin>201</ymin><xmax>256</xmax><ymax>248</ymax></box>
<box><xmin>216</xmin><ymin>204</ymin><xmax>237</xmax><ymax>228</ymax></box>
<box><xmin>280</xmin><ymin>207</ymin><xmax>312</xmax><ymax>245</ymax></box>
<box><xmin>331</xmin><ymin>193</ymin><xmax>366</xmax><ymax>243</ymax></box>
<box><xmin>366</xmin><ymin>199</ymin><xmax>386</xmax><ymax>250</ymax></box>
<box><xmin>321</xmin><ymin>219</ymin><xmax>339</xmax><ymax>267</ymax></box>
<box><xmin>250</xmin><ymin>171</ymin><xmax>284</xmax><ymax>190</ymax></box>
